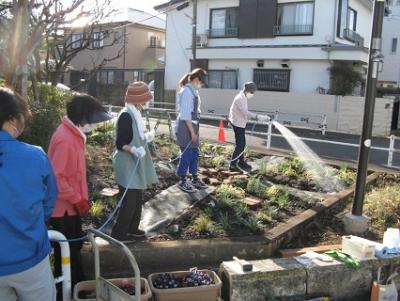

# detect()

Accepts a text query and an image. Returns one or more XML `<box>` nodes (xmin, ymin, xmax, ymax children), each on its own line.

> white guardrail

<box><xmin>48</xmin><ymin>230</ymin><xmax>72</xmax><ymax>301</ymax></box>
<box><xmin>105</xmin><ymin>105</ymin><xmax>400</xmax><ymax>168</ymax></box>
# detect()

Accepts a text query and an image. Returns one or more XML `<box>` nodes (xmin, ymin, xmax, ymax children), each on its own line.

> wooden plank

<box><xmin>280</xmin><ymin>244</ymin><xmax>342</xmax><ymax>258</ymax></box>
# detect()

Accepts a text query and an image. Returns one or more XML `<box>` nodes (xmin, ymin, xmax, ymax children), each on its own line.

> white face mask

<box><xmin>247</xmin><ymin>93</ymin><xmax>255</xmax><ymax>100</ymax></box>
<box><xmin>80</xmin><ymin>124</ymin><xmax>97</xmax><ymax>134</ymax></box>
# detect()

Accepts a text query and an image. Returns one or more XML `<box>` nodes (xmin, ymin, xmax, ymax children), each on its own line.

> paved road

<box><xmin>151</xmin><ymin>117</ymin><xmax>400</xmax><ymax>169</ymax></box>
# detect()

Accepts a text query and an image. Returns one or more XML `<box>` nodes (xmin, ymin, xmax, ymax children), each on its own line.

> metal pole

<box><xmin>388</xmin><ymin>134</ymin><xmax>395</xmax><ymax>167</ymax></box>
<box><xmin>352</xmin><ymin>0</ymin><xmax>386</xmax><ymax>216</ymax></box>
<box><xmin>267</xmin><ymin>121</ymin><xmax>272</xmax><ymax>149</ymax></box>
<box><xmin>191</xmin><ymin>0</ymin><xmax>197</xmax><ymax>70</ymax></box>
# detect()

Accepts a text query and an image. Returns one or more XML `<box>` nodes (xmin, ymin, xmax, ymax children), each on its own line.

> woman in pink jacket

<box><xmin>228</xmin><ymin>82</ymin><xmax>270</xmax><ymax>172</ymax></box>
<box><xmin>48</xmin><ymin>94</ymin><xmax>111</xmax><ymax>297</ymax></box>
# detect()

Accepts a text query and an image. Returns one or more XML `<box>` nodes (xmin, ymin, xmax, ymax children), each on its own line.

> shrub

<box><xmin>239</xmin><ymin>215</ymin><xmax>261</xmax><ymax>234</ymax></box>
<box><xmin>21</xmin><ymin>83</ymin><xmax>70</xmax><ymax>150</ymax></box>
<box><xmin>209</xmin><ymin>155</ymin><xmax>226</xmax><ymax>169</ymax></box>
<box><xmin>218</xmin><ymin>212</ymin><xmax>232</xmax><ymax>232</ymax></box>
<box><xmin>193</xmin><ymin>215</ymin><xmax>214</xmax><ymax>234</ymax></box>
<box><xmin>365</xmin><ymin>186</ymin><xmax>400</xmax><ymax>228</ymax></box>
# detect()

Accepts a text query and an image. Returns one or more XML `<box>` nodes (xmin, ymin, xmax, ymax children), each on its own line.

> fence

<box><xmin>105</xmin><ymin>106</ymin><xmax>400</xmax><ymax>168</ymax></box>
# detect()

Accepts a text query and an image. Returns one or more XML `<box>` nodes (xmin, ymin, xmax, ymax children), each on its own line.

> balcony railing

<box><xmin>273</xmin><ymin>24</ymin><xmax>313</xmax><ymax>36</ymax></box>
<box><xmin>206</xmin><ymin>27</ymin><xmax>238</xmax><ymax>38</ymax></box>
<box><xmin>343</xmin><ymin>28</ymin><xmax>365</xmax><ymax>47</ymax></box>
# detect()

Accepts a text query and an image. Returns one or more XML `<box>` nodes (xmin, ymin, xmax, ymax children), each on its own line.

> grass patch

<box><xmin>365</xmin><ymin>185</ymin><xmax>400</xmax><ymax>228</ymax></box>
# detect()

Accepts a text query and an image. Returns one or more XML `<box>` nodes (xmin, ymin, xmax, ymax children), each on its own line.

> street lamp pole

<box><xmin>191</xmin><ymin>0</ymin><xmax>197</xmax><ymax>70</ymax></box>
<box><xmin>345</xmin><ymin>0</ymin><xmax>386</xmax><ymax>233</ymax></box>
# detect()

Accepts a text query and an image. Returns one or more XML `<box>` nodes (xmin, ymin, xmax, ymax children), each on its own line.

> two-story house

<box><xmin>380</xmin><ymin>0</ymin><xmax>400</xmax><ymax>89</ymax></box>
<box><xmin>156</xmin><ymin>0</ymin><xmax>372</xmax><ymax>98</ymax></box>
<box><xmin>63</xmin><ymin>8</ymin><xmax>166</xmax><ymax>104</ymax></box>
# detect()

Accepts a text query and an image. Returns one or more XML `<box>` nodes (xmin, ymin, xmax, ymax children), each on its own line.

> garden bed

<box><xmin>83</xmin><ymin>129</ymin><xmax>359</xmax><ymax>240</ymax></box>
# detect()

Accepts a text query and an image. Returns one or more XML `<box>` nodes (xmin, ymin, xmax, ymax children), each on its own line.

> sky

<box><xmin>122</xmin><ymin>0</ymin><xmax>168</xmax><ymax>15</ymax></box>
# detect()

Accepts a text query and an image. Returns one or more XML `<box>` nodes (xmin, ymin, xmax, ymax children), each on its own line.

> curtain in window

<box><xmin>211</xmin><ymin>10</ymin><xmax>226</xmax><ymax>33</ymax></box>
<box><xmin>222</xmin><ymin>71</ymin><xmax>237</xmax><ymax>89</ymax></box>
<box><xmin>208</xmin><ymin>71</ymin><xmax>222</xmax><ymax>88</ymax></box>
<box><xmin>295</xmin><ymin>3</ymin><xmax>314</xmax><ymax>27</ymax></box>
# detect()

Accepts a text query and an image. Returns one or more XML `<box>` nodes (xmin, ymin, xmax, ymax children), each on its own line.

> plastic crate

<box><xmin>148</xmin><ymin>270</ymin><xmax>222</xmax><ymax>301</ymax></box>
<box><xmin>74</xmin><ymin>277</ymin><xmax>152</xmax><ymax>301</ymax></box>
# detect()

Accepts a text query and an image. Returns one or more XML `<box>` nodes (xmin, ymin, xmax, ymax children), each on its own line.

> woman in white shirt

<box><xmin>228</xmin><ymin>82</ymin><xmax>270</xmax><ymax>171</ymax></box>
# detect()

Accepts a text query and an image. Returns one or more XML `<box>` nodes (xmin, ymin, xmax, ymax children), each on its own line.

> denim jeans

<box><xmin>177</xmin><ymin>147</ymin><xmax>199</xmax><ymax>177</ymax></box>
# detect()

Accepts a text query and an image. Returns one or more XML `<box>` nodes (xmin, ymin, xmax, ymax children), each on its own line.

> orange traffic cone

<box><xmin>218</xmin><ymin>120</ymin><xmax>226</xmax><ymax>142</ymax></box>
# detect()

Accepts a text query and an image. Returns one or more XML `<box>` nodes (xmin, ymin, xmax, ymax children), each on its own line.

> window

<box><xmin>92</xmin><ymin>32</ymin><xmax>104</xmax><ymax>48</ymax></box>
<box><xmin>71</xmin><ymin>33</ymin><xmax>83</xmax><ymax>49</ymax></box>
<box><xmin>207</xmin><ymin>70</ymin><xmax>237</xmax><ymax>89</ymax></box>
<box><xmin>209</xmin><ymin>7</ymin><xmax>239</xmax><ymax>37</ymax></box>
<box><xmin>392</xmin><ymin>38</ymin><xmax>398</xmax><ymax>54</ymax></box>
<box><xmin>275</xmin><ymin>2</ymin><xmax>314</xmax><ymax>35</ymax></box>
<box><xmin>347</xmin><ymin>8</ymin><xmax>357</xmax><ymax>31</ymax></box>
<box><xmin>97</xmin><ymin>70</ymin><xmax>114</xmax><ymax>84</ymax></box>
<box><xmin>114</xmin><ymin>31</ymin><xmax>121</xmax><ymax>44</ymax></box>
<box><xmin>150</xmin><ymin>36</ymin><xmax>157</xmax><ymax>48</ymax></box>
<box><xmin>253</xmin><ymin>69</ymin><xmax>291</xmax><ymax>92</ymax></box>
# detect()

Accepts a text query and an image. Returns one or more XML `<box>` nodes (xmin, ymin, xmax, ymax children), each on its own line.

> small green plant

<box><xmin>218</xmin><ymin>212</ymin><xmax>232</xmax><ymax>231</ymax></box>
<box><xmin>233</xmin><ymin>201</ymin><xmax>250</xmax><ymax>219</ymax></box>
<box><xmin>230</xmin><ymin>176</ymin><xmax>248</xmax><ymax>189</ymax></box>
<box><xmin>247</xmin><ymin>177</ymin><xmax>269</xmax><ymax>199</ymax></box>
<box><xmin>87</xmin><ymin>124</ymin><xmax>115</xmax><ymax>146</ymax></box>
<box><xmin>338</xmin><ymin>164</ymin><xmax>356</xmax><ymax>186</ymax></box>
<box><xmin>90</xmin><ymin>201</ymin><xmax>105</xmax><ymax>218</ymax></box>
<box><xmin>239</xmin><ymin>215</ymin><xmax>261</xmax><ymax>234</ymax></box>
<box><xmin>193</xmin><ymin>215</ymin><xmax>214</xmax><ymax>234</ymax></box>
<box><xmin>258</xmin><ymin>161</ymin><xmax>278</xmax><ymax>175</ymax></box>
<box><xmin>108</xmin><ymin>196</ymin><xmax>118</xmax><ymax>207</ymax></box>
<box><xmin>276</xmin><ymin>193</ymin><xmax>289</xmax><ymax>209</ymax></box>
<box><xmin>216</xmin><ymin>184</ymin><xmax>245</xmax><ymax>201</ymax></box>
<box><xmin>209</xmin><ymin>155</ymin><xmax>226</xmax><ymax>169</ymax></box>
<box><xmin>203</xmin><ymin>207</ymin><xmax>214</xmax><ymax>218</ymax></box>
<box><xmin>256</xmin><ymin>211</ymin><xmax>273</xmax><ymax>225</ymax></box>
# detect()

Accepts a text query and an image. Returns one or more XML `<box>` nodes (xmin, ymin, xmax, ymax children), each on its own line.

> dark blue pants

<box><xmin>177</xmin><ymin>147</ymin><xmax>199</xmax><ymax>177</ymax></box>
<box><xmin>231</xmin><ymin>125</ymin><xmax>246</xmax><ymax>166</ymax></box>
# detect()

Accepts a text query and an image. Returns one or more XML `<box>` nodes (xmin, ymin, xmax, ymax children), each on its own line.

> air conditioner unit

<box><xmin>196</xmin><ymin>34</ymin><xmax>208</xmax><ymax>47</ymax></box>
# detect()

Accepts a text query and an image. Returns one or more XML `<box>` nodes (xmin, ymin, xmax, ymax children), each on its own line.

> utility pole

<box><xmin>344</xmin><ymin>0</ymin><xmax>386</xmax><ymax>234</ymax></box>
<box><xmin>191</xmin><ymin>0</ymin><xmax>197</xmax><ymax>70</ymax></box>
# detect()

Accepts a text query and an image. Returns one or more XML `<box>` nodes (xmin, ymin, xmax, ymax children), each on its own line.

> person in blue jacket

<box><xmin>0</xmin><ymin>87</ymin><xmax>58</xmax><ymax>301</ymax></box>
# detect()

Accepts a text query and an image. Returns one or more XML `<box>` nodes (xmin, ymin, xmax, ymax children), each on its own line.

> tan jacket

<box><xmin>228</xmin><ymin>91</ymin><xmax>258</xmax><ymax>128</ymax></box>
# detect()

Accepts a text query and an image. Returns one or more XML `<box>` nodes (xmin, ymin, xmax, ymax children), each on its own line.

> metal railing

<box><xmin>273</xmin><ymin>24</ymin><xmax>313</xmax><ymax>35</ymax></box>
<box><xmin>104</xmin><ymin>105</ymin><xmax>400</xmax><ymax>168</ymax></box>
<box><xmin>48</xmin><ymin>230</ymin><xmax>72</xmax><ymax>301</ymax></box>
<box><xmin>87</xmin><ymin>229</ymin><xmax>141</xmax><ymax>301</ymax></box>
<box><xmin>343</xmin><ymin>28</ymin><xmax>365</xmax><ymax>47</ymax></box>
<box><xmin>206</xmin><ymin>27</ymin><xmax>238</xmax><ymax>38</ymax></box>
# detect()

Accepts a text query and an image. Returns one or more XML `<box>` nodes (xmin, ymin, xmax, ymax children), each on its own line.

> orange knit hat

<box><xmin>124</xmin><ymin>81</ymin><xmax>153</xmax><ymax>104</ymax></box>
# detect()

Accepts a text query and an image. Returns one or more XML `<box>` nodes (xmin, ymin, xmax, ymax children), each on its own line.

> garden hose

<box><xmin>325</xmin><ymin>250</ymin><xmax>360</xmax><ymax>269</ymax></box>
<box><xmin>52</xmin><ymin>155</ymin><xmax>142</xmax><ymax>243</ymax></box>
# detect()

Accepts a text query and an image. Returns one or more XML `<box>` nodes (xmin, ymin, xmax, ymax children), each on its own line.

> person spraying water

<box><xmin>228</xmin><ymin>82</ymin><xmax>270</xmax><ymax>172</ymax></box>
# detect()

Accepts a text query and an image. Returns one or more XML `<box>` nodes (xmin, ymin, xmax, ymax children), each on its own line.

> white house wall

<box><xmin>163</xmin><ymin>0</ymin><xmax>372</xmax><ymax>91</ymax></box>
<box><xmin>208</xmin><ymin>59</ymin><xmax>331</xmax><ymax>94</ymax></box>
<box><xmin>380</xmin><ymin>4</ymin><xmax>400</xmax><ymax>85</ymax></box>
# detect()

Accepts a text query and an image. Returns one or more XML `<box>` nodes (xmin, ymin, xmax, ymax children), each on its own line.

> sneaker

<box><xmin>178</xmin><ymin>180</ymin><xmax>197</xmax><ymax>193</ymax></box>
<box><xmin>128</xmin><ymin>230</ymin><xmax>146</xmax><ymax>238</ymax></box>
<box><xmin>229</xmin><ymin>163</ymin><xmax>242</xmax><ymax>173</ymax></box>
<box><xmin>191</xmin><ymin>177</ymin><xmax>208</xmax><ymax>189</ymax></box>
<box><xmin>238</xmin><ymin>161</ymin><xmax>252</xmax><ymax>171</ymax></box>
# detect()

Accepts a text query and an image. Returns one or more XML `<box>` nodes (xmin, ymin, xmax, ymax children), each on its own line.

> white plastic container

<box><xmin>383</xmin><ymin>228</ymin><xmax>400</xmax><ymax>248</ymax></box>
<box><xmin>342</xmin><ymin>236</ymin><xmax>377</xmax><ymax>260</ymax></box>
